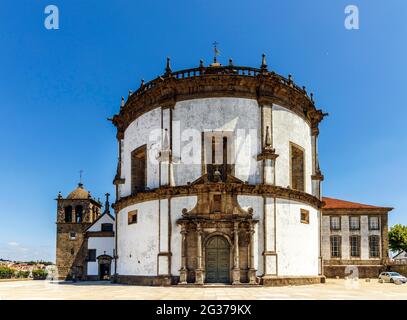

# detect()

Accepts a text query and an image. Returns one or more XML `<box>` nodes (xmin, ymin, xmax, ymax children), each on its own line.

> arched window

<box><xmin>75</xmin><ymin>205</ymin><xmax>83</xmax><ymax>223</ymax></box>
<box><xmin>290</xmin><ymin>143</ymin><xmax>305</xmax><ymax>191</ymax></box>
<box><xmin>64</xmin><ymin>206</ymin><xmax>72</xmax><ymax>222</ymax></box>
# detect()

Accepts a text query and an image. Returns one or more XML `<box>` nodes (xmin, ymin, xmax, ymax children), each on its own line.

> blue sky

<box><xmin>0</xmin><ymin>0</ymin><xmax>406</xmax><ymax>262</ymax></box>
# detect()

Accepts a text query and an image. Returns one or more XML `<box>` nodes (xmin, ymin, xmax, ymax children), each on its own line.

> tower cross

<box><xmin>79</xmin><ymin>170</ymin><xmax>83</xmax><ymax>185</ymax></box>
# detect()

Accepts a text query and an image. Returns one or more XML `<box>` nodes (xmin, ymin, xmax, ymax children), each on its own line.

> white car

<box><xmin>378</xmin><ymin>272</ymin><xmax>407</xmax><ymax>283</ymax></box>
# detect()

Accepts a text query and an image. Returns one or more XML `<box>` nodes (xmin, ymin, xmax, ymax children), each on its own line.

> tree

<box><xmin>0</xmin><ymin>267</ymin><xmax>14</xmax><ymax>279</ymax></box>
<box><xmin>389</xmin><ymin>224</ymin><xmax>407</xmax><ymax>254</ymax></box>
<box><xmin>32</xmin><ymin>269</ymin><xmax>48</xmax><ymax>280</ymax></box>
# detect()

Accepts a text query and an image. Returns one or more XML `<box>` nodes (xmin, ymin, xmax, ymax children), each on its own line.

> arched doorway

<box><xmin>205</xmin><ymin>236</ymin><xmax>230</xmax><ymax>283</ymax></box>
<box><xmin>97</xmin><ymin>255</ymin><xmax>112</xmax><ymax>280</ymax></box>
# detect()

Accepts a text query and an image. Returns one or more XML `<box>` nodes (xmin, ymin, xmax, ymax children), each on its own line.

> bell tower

<box><xmin>55</xmin><ymin>182</ymin><xmax>102</xmax><ymax>280</ymax></box>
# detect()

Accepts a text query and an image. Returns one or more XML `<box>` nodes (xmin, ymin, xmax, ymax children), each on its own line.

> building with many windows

<box><xmin>55</xmin><ymin>56</ymin><xmax>393</xmax><ymax>284</ymax></box>
<box><xmin>321</xmin><ymin>197</ymin><xmax>392</xmax><ymax>278</ymax></box>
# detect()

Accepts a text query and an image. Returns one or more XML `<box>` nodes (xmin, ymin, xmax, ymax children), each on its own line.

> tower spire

<box><xmin>78</xmin><ymin>170</ymin><xmax>83</xmax><ymax>187</ymax></box>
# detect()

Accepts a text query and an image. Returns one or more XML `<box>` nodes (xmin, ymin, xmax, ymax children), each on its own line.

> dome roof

<box><xmin>67</xmin><ymin>183</ymin><xmax>89</xmax><ymax>199</ymax></box>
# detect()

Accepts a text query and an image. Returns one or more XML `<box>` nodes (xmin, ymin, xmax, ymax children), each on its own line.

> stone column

<box><xmin>195</xmin><ymin>223</ymin><xmax>204</xmax><ymax>284</ymax></box>
<box><xmin>179</xmin><ymin>224</ymin><xmax>187</xmax><ymax>284</ymax></box>
<box><xmin>311</xmin><ymin>126</ymin><xmax>323</xmax><ymax>199</ymax></box>
<box><xmin>232</xmin><ymin>221</ymin><xmax>241</xmax><ymax>284</ymax></box>
<box><xmin>248</xmin><ymin>222</ymin><xmax>257</xmax><ymax>284</ymax></box>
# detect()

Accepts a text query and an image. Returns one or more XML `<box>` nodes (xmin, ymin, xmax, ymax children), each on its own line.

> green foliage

<box><xmin>25</xmin><ymin>260</ymin><xmax>53</xmax><ymax>266</ymax></box>
<box><xmin>15</xmin><ymin>270</ymin><xmax>30</xmax><ymax>278</ymax></box>
<box><xmin>389</xmin><ymin>224</ymin><xmax>407</xmax><ymax>253</ymax></box>
<box><xmin>32</xmin><ymin>269</ymin><xmax>48</xmax><ymax>280</ymax></box>
<box><xmin>0</xmin><ymin>267</ymin><xmax>14</xmax><ymax>279</ymax></box>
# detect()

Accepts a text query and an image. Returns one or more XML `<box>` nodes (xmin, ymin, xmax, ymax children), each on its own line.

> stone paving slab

<box><xmin>0</xmin><ymin>279</ymin><xmax>406</xmax><ymax>300</ymax></box>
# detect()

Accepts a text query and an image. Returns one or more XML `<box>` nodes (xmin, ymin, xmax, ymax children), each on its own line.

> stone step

<box><xmin>177</xmin><ymin>283</ymin><xmax>261</xmax><ymax>288</ymax></box>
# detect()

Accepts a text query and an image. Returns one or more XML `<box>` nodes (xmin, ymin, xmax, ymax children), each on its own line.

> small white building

<box><xmin>85</xmin><ymin>212</ymin><xmax>116</xmax><ymax>280</ymax></box>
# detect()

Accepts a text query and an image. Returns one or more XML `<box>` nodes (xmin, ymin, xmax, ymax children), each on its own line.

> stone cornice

<box><xmin>321</xmin><ymin>208</ymin><xmax>393</xmax><ymax>215</ymax></box>
<box><xmin>86</xmin><ymin>231</ymin><xmax>115</xmax><ymax>238</ymax></box>
<box><xmin>111</xmin><ymin>65</ymin><xmax>327</xmax><ymax>135</ymax></box>
<box><xmin>112</xmin><ymin>183</ymin><xmax>323</xmax><ymax>212</ymax></box>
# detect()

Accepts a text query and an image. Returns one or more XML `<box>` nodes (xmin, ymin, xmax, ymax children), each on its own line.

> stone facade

<box><xmin>55</xmin><ymin>184</ymin><xmax>104</xmax><ymax>280</ymax></box>
<box><xmin>321</xmin><ymin>197</ymin><xmax>392</xmax><ymax>278</ymax></box>
<box><xmin>55</xmin><ymin>57</ymin><xmax>393</xmax><ymax>285</ymax></box>
<box><xmin>111</xmin><ymin>58</ymin><xmax>326</xmax><ymax>286</ymax></box>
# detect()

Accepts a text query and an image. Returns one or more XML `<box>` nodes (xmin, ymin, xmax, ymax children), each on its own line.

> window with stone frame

<box><xmin>349</xmin><ymin>216</ymin><xmax>360</xmax><ymax>230</ymax></box>
<box><xmin>290</xmin><ymin>143</ymin><xmax>305</xmax><ymax>192</ymax></box>
<box><xmin>369</xmin><ymin>216</ymin><xmax>380</xmax><ymax>230</ymax></box>
<box><xmin>128</xmin><ymin>210</ymin><xmax>138</xmax><ymax>225</ymax></box>
<box><xmin>330</xmin><ymin>235</ymin><xmax>341</xmax><ymax>258</ymax></box>
<box><xmin>87</xmin><ymin>249</ymin><xmax>96</xmax><ymax>262</ymax></box>
<box><xmin>369</xmin><ymin>235</ymin><xmax>380</xmax><ymax>258</ymax></box>
<box><xmin>69</xmin><ymin>231</ymin><xmax>76</xmax><ymax>240</ymax></box>
<box><xmin>300</xmin><ymin>209</ymin><xmax>309</xmax><ymax>224</ymax></box>
<box><xmin>64</xmin><ymin>206</ymin><xmax>72</xmax><ymax>222</ymax></box>
<box><xmin>204</xmin><ymin>132</ymin><xmax>233</xmax><ymax>182</ymax></box>
<box><xmin>350</xmin><ymin>235</ymin><xmax>361</xmax><ymax>257</ymax></box>
<box><xmin>330</xmin><ymin>216</ymin><xmax>341</xmax><ymax>230</ymax></box>
<box><xmin>131</xmin><ymin>145</ymin><xmax>147</xmax><ymax>194</ymax></box>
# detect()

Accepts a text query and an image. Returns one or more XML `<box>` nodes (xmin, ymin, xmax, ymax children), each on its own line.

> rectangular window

<box><xmin>88</xmin><ymin>249</ymin><xmax>96</xmax><ymax>262</ymax></box>
<box><xmin>212</xmin><ymin>194</ymin><xmax>222</xmax><ymax>213</ymax></box>
<box><xmin>101</xmin><ymin>223</ymin><xmax>113</xmax><ymax>232</ymax></box>
<box><xmin>330</xmin><ymin>216</ymin><xmax>341</xmax><ymax>230</ymax></box>
<box><xmin>330</xmin><ymin>235</ymin><xmax>341</xmax><ymax>258</ymax></box>
<box><xmin>69</xmin><ymin>232</ymin><xmax>76</xmax><ymax>240</ymax></box>
<box><xmin>350</xmin><ymin>235</ymin><xmax>361</xmax><ymax>257</ymax></box>
<box><xmin>369</xmin><ymin>216</ymin><xmax>380</xmax><ymax>230</ymax></box>
<box><xmin>204</xmin><ymin>132</ymin><xmax>233</xmax><ymax>182</ymax></box>
<box><xmin>128</xmin><ymin>210</ymin><xmax>138</xmax><ymax>225</ymax></box>
<box><xmin>349</xmin><ymin>216</ymin><xmax>360</xmax><ymax>230</ymax></box>
<box><xmin>290</xmin><ymin>143</ymin><xmax>305</xmax><ymax>192</ymax></box>
<box><xmin>131</xmin><ymin>145</ymin><xmax>147</xmax><ymax>194</ymax></box>
<box><xmin>369</xmin><ymin>236</ymin><xmax>380</xmax><ymax>258</ymax></box>
<box><xmin>300</xmin><ymin>209</ymin><xmax>309</xmax><ymax>224</ymax></box>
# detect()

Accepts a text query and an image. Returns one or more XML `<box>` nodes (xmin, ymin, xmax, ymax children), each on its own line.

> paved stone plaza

<box><xmin>0</xmin><ymin>279</ymin><xmax>406</xmax><ymax>300</ymax></box>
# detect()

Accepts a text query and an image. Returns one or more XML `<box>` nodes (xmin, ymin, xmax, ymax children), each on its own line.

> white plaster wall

<box><xmin>117</xmin><ymin>200</ymin><xmax>159</xmax><ymax>275</ymax></box>
<box><xmin>275</xmin><ymin>199</ymin><xmax>319</xmax><ymax>276</ymax></box>
<box><xmin>170</xmin><ymin>196</ymin><xmax>198</xmax><ymax>275</ymax></box>
<box><xmin>87</xmin><ymin>237</ymin><xmax>115</xmax><ymax>275</ymax></box>
<box><xmin>120</xmin><ymin>108</ymin><xmax>162</xmax><ymax>197</ymax></box>
<box><xmin>273</xmin><ymin>104</ymin><xmax>312</xmax><ymax>193</ymax></box>
<box><xmin>237</xmin><ymin>195</ymin><xmax>264</xmax><ymax>275</ymax></box>
<box><xmin>172</xmin><ymin>98</ymin><xmax>262</xmax><ymax>185</ymax></box>
<box><xmin>87</xmin><ymin>213</ymin><xmax>115</xmax><ymax>232</ymax></box>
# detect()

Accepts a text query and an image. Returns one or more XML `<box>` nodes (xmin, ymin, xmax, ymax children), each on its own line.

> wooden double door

<box><xmin>205</xmin><ymin>236</ymin><xmax>230</xmax><ymax>283</ymax></box>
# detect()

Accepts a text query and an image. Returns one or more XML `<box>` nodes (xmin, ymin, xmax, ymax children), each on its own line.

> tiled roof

<box><xmin>322</xmin><ymin>197</ymin><xmax>392</xmax><ymax>210</ymax></box>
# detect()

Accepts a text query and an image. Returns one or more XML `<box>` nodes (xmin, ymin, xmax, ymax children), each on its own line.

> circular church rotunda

<box><xmin>111</xmin><ymin>55</ymin><xmax>326</xmax><ymax>286</ymax></box>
